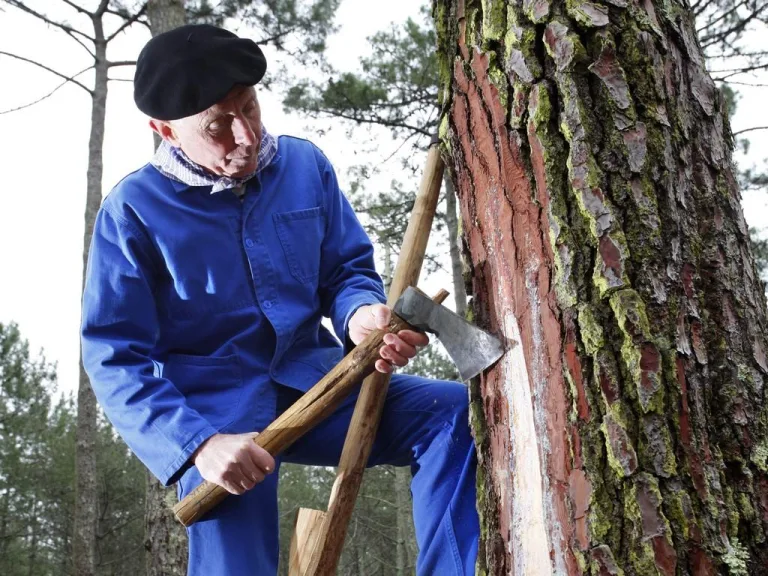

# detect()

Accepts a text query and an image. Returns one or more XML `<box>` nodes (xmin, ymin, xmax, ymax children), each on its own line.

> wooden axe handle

<box><xmin>172</xmin><ymin>290</ymin><xmax>448</xmax><ymax>527</ymax></box>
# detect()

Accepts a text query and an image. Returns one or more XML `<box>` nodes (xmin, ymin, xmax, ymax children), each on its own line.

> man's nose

<box><xmin>232</xmin><ymin>116</ymin><xmax>256</xmax><ymax>147</ymax></box>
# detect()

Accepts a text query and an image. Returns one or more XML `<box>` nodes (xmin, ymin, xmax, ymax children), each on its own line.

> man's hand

<box><xmin>348</xmin><ymin>303</ymin><xmax>429</xmax><ymax>373</ymax></box>
<box><xmin>192</xmin><ymin>432</ymin><xmax>276</xmax><ymax>495</ymax></box>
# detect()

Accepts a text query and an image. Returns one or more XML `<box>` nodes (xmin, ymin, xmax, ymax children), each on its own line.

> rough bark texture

<box><xmin>433</xmin><ymin>0</ymin><xmax>768</xmax><ymax>574</ymax></box>
<box><xmin>145</xmin><ymin>2</ymin><xmax>189</xmax><ymax>574</ymax></box>
<box><xmin>147</xmin><ymin>0</ymin><xmax>187</xmax><ymax>34</ymax></box>
<box><xmin>74</xmin><ymin>15</ymin><xmax>107</xmax><ymax>576</ymax></box>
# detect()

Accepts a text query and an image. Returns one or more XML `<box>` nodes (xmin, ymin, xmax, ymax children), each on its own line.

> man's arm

<box><xmin>313</xmin><ymin>147</ymin><xmax>387</xmax><ymax>342</ymax></box>
<box><xmin>312</xmin><ymin>146</ymin><xmax>428</xmax><ymax>371</ymax></box>
<box><xmin>81</xmin><ymin>204</ymin><xmax>218</xmax><ymax>486</ymax></box>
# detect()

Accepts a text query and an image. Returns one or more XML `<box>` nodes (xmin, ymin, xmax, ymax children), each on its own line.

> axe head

<box><xmin>393</xmin><ymin>287</ymin><xmax>504</xmax><ymax>382</ymax></box>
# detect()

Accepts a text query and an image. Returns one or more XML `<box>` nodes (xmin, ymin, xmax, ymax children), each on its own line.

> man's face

<box><xmin>151</xmin><ymin>85</ymin><xmax>262</xmax><ymax>178</ymax></box>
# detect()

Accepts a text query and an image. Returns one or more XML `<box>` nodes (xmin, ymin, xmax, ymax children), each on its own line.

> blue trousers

<box><xmin>178</xmin><ymin>374</ymin><xmax>479</xmax><ymax>575</ymax></box>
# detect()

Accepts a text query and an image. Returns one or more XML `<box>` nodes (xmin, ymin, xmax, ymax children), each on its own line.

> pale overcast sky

<box><xmin>0</xmin><ymin>1</ymin><xmax>766</xmax><ymax>398</ymax></box>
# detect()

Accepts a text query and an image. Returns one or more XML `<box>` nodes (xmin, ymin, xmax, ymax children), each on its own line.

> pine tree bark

<box><xmin>144</xmin><ymin>2</ymin><xmax>189</xmax><ymax>575</ymax></box>
<box><xmin>433</xmin><ymin>0</ymin><xmax>768</xmax><ymax>574</ymax></box>
<box><xmin>75</xmin><ymin>12</ymin><xmax>108</xmax><ymax>576</ymax></box>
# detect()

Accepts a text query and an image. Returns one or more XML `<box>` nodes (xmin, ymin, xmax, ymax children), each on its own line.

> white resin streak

<box><xmin>502</xmin><ymin>311</ymin><xmax>553</xmax><ymax>576</ymax></box>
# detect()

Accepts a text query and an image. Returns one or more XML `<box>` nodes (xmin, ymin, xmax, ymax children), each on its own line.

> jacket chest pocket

<box><xmin>273</xmin><ymin>207</ymin><xmax>325</xmax><ymax>284</ymax></box>
<box><xmin>162</xmin><ymin>353</ymin><xmax>243</xmax><ymax>430</ymax></box>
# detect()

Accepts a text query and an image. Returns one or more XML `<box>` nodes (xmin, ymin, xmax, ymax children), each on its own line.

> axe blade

<box><xmin>394</xmin><ymin>287</ymin><xmax>504</xmax><ymax>382</ymax></box>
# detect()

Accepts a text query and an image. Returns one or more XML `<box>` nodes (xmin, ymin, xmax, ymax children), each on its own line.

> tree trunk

<box><xmin>144</xmin><ymin>3</ymin><xmax>189</xmax><ymax>575</ymax></box>
<box><xmin>433</xmin><ymin>1</ymin><xmax>768</xmax><ymax>574</ymax></box>
<box><xmin>444</xmin><ymin>174</ymin><xmax>468</xmax><ymax>317</ymax></box>
<box><xmin>144</xmin><ymin>474</ymin><xmax>187</xmax><ymax>576</ymax></box>
<box><xmin>75</xmin><ymin>16</ymin><xmax>108</xmax><ymax>576</ymax></box>
<box><xmin>147</xmin><ymin>0</ymin><xmax>187</xmax><ymax>32</ymax></box>
<box><xmin>394</xmin><ymin>466</ymin><xmax>416</xmax><ymax>573</ymax></box>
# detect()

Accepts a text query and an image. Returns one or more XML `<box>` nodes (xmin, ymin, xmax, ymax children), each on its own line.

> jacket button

<box><xmin>263</xmin><ymin>300</ymin><xmax>272</xmax><ymax>309</ymax></box>
<box><xmin>245</xmin><ymin>238</ymin><xmax>254</xmax><ymax>248</ymax></box>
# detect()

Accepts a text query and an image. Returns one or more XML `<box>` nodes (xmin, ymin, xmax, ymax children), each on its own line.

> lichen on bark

<box><xmin>433</xmin><ymin>0</ymin><xmax>768</xmax><ymax>573</ymax></box>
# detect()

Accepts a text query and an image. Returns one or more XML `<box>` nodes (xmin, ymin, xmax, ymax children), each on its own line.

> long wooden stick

<box><xmin>172</xmin><ymin>289</ymin><xmax>448</xmax><ymax>527</ymax></box>
<box><xmin>299</xmin><ymin>143</ymin><xmax>445</xmax><ymax>575</ymax></box>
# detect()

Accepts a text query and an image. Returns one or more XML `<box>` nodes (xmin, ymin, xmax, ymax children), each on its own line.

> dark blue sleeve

<box><xmin>80</xmin><ymin>204</ymin><xmax>217</xmax><ymax>486</ymax></box>
<box><xmin>314</xmin><ymin>148</ymin><xmax>387</xmax><ymax>343</ymax></box>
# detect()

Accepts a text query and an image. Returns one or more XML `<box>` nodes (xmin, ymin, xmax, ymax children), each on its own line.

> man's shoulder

<box><xmin>275</xmin><ymin>135</ymin><xmax>338</xmax><ymax>178</ymax></box>
<box><xmin>102</xmin><ymin>163</ymin><xmax>174</xmax><ymax>214</ymax></box>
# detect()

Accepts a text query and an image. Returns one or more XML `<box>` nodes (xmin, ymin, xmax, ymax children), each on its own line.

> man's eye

<box><xmin>207</xmin><ymin>121</ymin><xmax>224</xmax><ymax>133</ymax></box>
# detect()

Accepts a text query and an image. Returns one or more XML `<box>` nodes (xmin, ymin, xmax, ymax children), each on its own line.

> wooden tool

<box><xmin>172</xmin><ymin>288</ymin><xmax>449</xmax><ymax>527</ymax></box>
<box><xmin>292</xmin><ymin>143</ymin><xmax>445</xmax><ymax>575</ymax></box>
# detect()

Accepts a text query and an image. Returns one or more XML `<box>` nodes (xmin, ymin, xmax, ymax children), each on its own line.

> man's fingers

<box><xmin>371</xmin><ymin>304</ymin><xmax>391</xmax><ymax>329</ymax></box>
<box><xmin>383</xmin><ymin>333</ymin><xmax>416</xmax><ymax>358</ymax></box>
<box><xmin>397</xmin><ymin>329</ymin><xmax>429</xmax><ymax>347</ymax></box>
<box><xmin>246</xmin><ymin>442</ymin><xmax>275</xmax><ymax>477</ymax></box>
<box><xmin>379</xmin><ymin>344</ymin><xmax>408</xmax><ymax>367</ymax></box>
<box><xmin>374</xmin><ymin>358</ymin><xmax>393</xmax><ymax>373</ymax></box>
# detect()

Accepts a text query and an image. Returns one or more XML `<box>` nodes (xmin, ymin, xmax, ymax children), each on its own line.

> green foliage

<box><xmin>185</xmin><ymin>0</ymin><xmax>341</xmax><ymax>68</ymax></box>
<box><xmin>750</xmin><ymin>227</ymin><xmax>768</xmax><ymax>279</ymax></box>
<box><xmin>0</xmin><ymin>323</ymin><xmax>146</xmax><ymax>576</ymax></box>
<box><xmin>283</xmin><ymin>6</ymin><xmax>438</xmax><ymax>144</ymax></box>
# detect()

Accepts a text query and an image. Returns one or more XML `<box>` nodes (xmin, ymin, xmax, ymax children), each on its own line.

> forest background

<box><xmin>0</xmin><ymin>0</ymin><xmax>766</xmax><ymax>574</ymax></box>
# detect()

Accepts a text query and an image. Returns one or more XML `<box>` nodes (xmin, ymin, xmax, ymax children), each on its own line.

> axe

<box><xmin>173</xmin><ymin>286</ymin><xmax>503</xmax><ymax>527</ymax></box>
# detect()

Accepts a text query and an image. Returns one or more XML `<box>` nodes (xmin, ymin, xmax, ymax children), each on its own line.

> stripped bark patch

<box><xmin>502</xmin><ymin>312</ymin><xmax>552</xmax><ymax>575</ymax></box>
<box><xmin>568</xmin><ymin>468</ymin><xmax>592</xmax><ymax>549</ymax></box>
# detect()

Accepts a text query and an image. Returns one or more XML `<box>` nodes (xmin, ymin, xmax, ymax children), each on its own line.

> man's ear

<box><xmin>149</xmin><ymin>119</ymin><xmax>181</xmax><ymax>147</ymax></box>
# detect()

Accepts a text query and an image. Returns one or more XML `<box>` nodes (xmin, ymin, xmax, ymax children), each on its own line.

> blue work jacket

<box><xmin>81</xmin><ymin>136</ymin><xmax>386</xmax><ymax>486</ymax></box>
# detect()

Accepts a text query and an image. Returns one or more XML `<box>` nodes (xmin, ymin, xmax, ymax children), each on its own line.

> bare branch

<box><xmin>0</xmin><ymin>65</ymin><xmax>93</xmax><ymax>114</ymax></box>
<box><xmin>107</xmin><ymin>60</ymin><xmax>137</xmax><ymax>68</ymax></box>
<box><xmin>733</xmin><ymin>126</ymin><xmax>768</xmax><ymax>137</ymax></box>
<box><xmin>105</xmin><ymin>2</ymin><xmax>148</xmax><ymax>43</ymax></box>
<box><xmin>107</xmin><ymin>77</ymin><xmax>133</xmax><ymax>82</ymax></box>
<box><xmin>3</xmin><ymin>1</ymin><xmax>95</xmax><ymax>43</ymax></box>
<box><xmin>95</xmin><ymin>0</ymin><xmax>110</xmax><ymax>17</ymax></box>
<box><xmin>719</xmin><ymin>79</ymin><xmax>768</xmax><ymax>87</ymax></box>
<box><xmin>60</xmin><ymin>0</ymin><xmax>91</xmax><ymax>16</ymax></box>
<box><xmin>0</xmin><ymin>50</ymin><xmax>92</xmax><ymax>94</ymax></box>
<box><xmin>700</xmin><ymin>5</ymin><xmax>768</xmax><ymax>48</ymax></box>
<box><xmin>697</xmin><ymin>0</ymin><xmax>749</xmax><ymax>34</ymax></box>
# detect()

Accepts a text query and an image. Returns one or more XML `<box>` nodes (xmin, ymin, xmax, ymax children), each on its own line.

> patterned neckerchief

<box><xmin>150</xmin><ymin>125</ymin><xmax>278</xmax><ymax>193</ymax></box>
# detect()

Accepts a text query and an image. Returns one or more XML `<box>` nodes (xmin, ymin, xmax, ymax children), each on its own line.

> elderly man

<box><xmin>81</xmin><ymin>24</ymin><xmax>478</xmax><ymax>575</ymax></box>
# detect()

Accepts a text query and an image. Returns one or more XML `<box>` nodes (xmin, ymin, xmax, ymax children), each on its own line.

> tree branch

<box><xmin>3</xmin><ymin>1</ymin><xmax>95</xmax><ymax>43</ymax></box>
<box><xmin>700</xmin><ymin>5</ymin><xmax>768</xmax><ymax>48</ymax></box>
<box><xmin>107</xmin><ymin>60</ymin><xmax>136</xmax><ymax>68</ymax></box>
<box><xmin>1</xmin><ymin>64</ymin><xmax>93</xmax><ymax>114</ymax></box>
<box><xmin>95</xmin><ymin>0</ymin><xmax>110</xmax><ymax>17</ymax></box>
<box><xmin>0</xmin><ymin>51</ymin><xmax>92</xmax><ymax>94</ymax></box>
<box><xmin>105</xmin><ymin>2</ymin><xmax>147</xmax><ymax>43</ymax></box>
<box><xmin>696</xmin><ymin>0</ymin><xmax>749</xmax><ymax>34</ymax></box>
<box><xmin>733</xmin><ymin>126</ymin><xmax>768</xmax><ymax>137</ymax></box>
<box><xmin>60</xmin><ymin>0</ymin><xmax>91</xmax><ymax>16</ymax></box>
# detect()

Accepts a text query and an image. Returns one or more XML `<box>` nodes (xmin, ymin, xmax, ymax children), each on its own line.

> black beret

<box><xmin>133</xmin><ymin>24</ymin><xmax>267</xmax><ymax>121</ymax></box>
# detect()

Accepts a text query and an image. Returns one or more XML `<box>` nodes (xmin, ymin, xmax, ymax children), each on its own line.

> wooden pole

<box><xmin>296</xmin><ymin>143</ymin><xmax>445</xmax><ymax>575</ymax></box>
<box><xmin>172</xmin><ymin>295</ymin><xmax>444</xmax><ymax>527</ymax></box>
